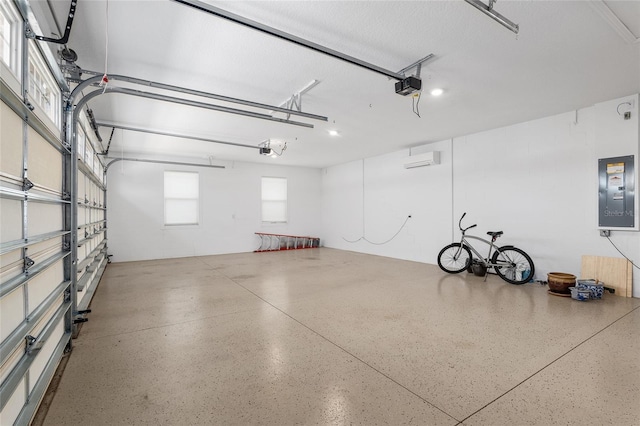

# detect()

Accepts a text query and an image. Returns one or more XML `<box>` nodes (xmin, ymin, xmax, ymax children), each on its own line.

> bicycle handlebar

<box><xmin>458</xmin><ymin>212</ymin><xmax>467</xmax><ymax>230</ymax></box>
<box><xmin>458</xmin><ymin>212</ymin><xmax>477</xmax><ymax>233</ymax></box>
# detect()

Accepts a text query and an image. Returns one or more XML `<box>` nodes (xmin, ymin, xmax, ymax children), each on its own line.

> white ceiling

<box><xmin>34</xmin><ymin>0</ymin><xmax>640</xmax><ymax>168</ymax></box>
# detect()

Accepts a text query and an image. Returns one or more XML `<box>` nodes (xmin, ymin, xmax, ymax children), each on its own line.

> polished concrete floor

<box><xmin>44</xmin><ymin>248</ymin><xmax>640</xmax><ymax>425</ymax></box>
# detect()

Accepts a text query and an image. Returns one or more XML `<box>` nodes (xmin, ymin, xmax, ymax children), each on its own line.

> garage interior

<box><xmin>1</xmin><ymin>0</ymin><xmax>640</xmax><ymax>425</ymax></box>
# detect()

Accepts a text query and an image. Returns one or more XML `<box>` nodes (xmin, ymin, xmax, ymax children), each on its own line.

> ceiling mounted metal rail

<box><xmin>464</xmin><ymin>0</ymin><xmax>519</xmax><ymax>34</ymax></box>
<box><xmin>96</xmin><ymin>121</ymin><xmax>260</xmax><ymax>151</ymax></box>
<box><xmin>106</xmin><ymin>86</ymin><xmax>315</xmax><ymax>128</ymax></box>
<box><xmin>171</xmin><ymin>0</ymin><xmax>407</xmax><ymax>81</ymax></box>
<box><xmin>105</xmin><ymin>157</ymin><xmax>225</xmax><ymax>172</ymax></box>
<box><xmin>80</xmin><ymin>69</ymin><xmax>327</xmax><ymax>122</ymax></box>
<box><xmin>77</xmin><ymin>85</ymin><xmax>314</xmax><ymax>128</ymax></box>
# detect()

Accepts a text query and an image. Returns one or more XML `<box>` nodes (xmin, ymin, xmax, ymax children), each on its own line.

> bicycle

<box><xmin>437</xmin><ymin>213</ymin><xmax>535</xmax><ymax>285</ymax></box>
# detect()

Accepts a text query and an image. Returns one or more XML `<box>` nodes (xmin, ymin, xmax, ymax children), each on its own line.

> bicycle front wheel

<box><xmin>437</xmin><ymin>243</ymin><xmax>472</xmax><ymax>274</ymax></box>
<box><xmin>491</xmin><ymin>247</ymin><xmax>535</xmax><ymax>284</ymax></box>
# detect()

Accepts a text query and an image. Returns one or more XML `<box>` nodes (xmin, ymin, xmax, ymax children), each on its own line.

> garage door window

<box><xmin>28</xmin><ymin>42</ymin><xmax>60</xmax><ymax>127</ymax></box>
<box><xmin>0</xmin><ymin>0</ymin><xmax>20</xmax><ymax>76</ymax></box>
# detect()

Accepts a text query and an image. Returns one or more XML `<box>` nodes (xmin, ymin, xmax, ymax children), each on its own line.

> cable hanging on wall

<box><xmin>605</xmin><ymin>235</ymin><xmax>640</xmax><ymax>270</ymax></box>
<box><xmin>342</xmin><ymin>215</ymin><xmax>412</xmax><ymax>245</ymax></box>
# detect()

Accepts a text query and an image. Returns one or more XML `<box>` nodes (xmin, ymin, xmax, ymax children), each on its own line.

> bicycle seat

<box><xmin>487</xmin><ymin>231</ymin><xmax>503</xmax><ymax>237</ymax></box>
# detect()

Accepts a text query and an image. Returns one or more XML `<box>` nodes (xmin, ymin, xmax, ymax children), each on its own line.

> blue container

<box><xmin>577</xmin><ymin>279</ymin><xmax>604</xmax><ymax>300</ymax></box>
<box><xmin>570</xmin><ymin>286</ymin><xmax>591</xmax><ymax>301</ymax></box>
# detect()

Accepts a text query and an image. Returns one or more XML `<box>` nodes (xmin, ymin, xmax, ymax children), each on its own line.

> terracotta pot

<box><xmin>547</xmin><ymin>272</ymin><xmax>576</xmax><ymax>294</ymax></box>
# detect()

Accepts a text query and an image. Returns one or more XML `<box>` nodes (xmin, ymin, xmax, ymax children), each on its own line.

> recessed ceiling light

<box><xmin>430</xmin><ymin>88</ymin><xmax>444</xmax><ymax>97</ymax></box>
<box><xmin>328</xmin><ymin>130</ymin><xmax>339</xmax><ymax>137</ymax></box>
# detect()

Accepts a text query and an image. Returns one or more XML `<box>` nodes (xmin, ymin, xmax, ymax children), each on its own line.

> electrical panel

<box><xmin>598</xmin><ymin>155</ymin><xmax>635</xmax><ymax>229</ymax></box>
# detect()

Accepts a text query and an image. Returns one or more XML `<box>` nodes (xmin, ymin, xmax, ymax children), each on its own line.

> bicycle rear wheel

<box><xmin>437</xmin><ymin>243</ymin><xmax>472</xmax><ymax>274</ymax></box>
<box><xmin>491</xmin><ymin>247</ymin><xmax>535</xmax><ymax>284</ymax></box>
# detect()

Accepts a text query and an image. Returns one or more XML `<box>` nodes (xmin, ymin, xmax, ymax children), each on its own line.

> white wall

<box><xmin>322</xmin><ymin>94</ymin><xmax>640</xmax><ymax>298</ymax></box>
<box><xmin>107</xmin><ymin>160</ymin><xmax>322</xmax><ymax>262</ymax></box>
<box><xmin>321</xmin><ymin>140</ymin><xmax>453</xmax><ymax>263</ymax></box>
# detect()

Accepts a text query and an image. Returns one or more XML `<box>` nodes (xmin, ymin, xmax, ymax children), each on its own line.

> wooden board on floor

<box><xmin>581</xmin><ymin>255</ymin><xmax>632</xmax><ymax>297</ymax></box>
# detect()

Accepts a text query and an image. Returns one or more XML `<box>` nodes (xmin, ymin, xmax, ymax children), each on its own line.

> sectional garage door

<box><xmin>0</xmin><ymin>0</ymin><xmax>109</xmax><ymax>422</ymax></box>
<box><xmin>0</xmin><ymin>84</ymin><xmax>71</xmax><ymax>425</ymax></box>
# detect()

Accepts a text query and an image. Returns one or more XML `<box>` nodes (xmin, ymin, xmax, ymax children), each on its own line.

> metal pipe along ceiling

<box><xmin>96</xmin><ymin>122</ymin><xmax>260</xmax><ymax>151</ymax></box>
<box><xmin>79</xmin><ymin>69</ymin><xmax>328</xmax><ymax>122</ymax></box>
<box><xmin>171</xmin><ymin>0</ymin><xmax>407</xmax><ymax>81</ymax></box>
<box><xmin>105</xmin><ymin>86</ymin><xmax>315</xmax><ymax>128</ymax></box>
<box><xmin>464</xmin><ymin>0</ymin><xmax>519</xmax><ymax>34</ymax></box>
<box><xmin>70</xmin><ymin>75</ymin><xmax>320</xmax><ymax>129</ymax></box>
<box><xmin>105</xmin><ymin>157</ymin><xmax>225</xmax><ymax>172</ymax></box>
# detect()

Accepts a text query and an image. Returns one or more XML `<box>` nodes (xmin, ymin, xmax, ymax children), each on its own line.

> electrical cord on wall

<box><xmin>606</xmin><ymin>235</ymin><xmax>640</xmax><ymax>270</ymax></box>
<box><xmin>343</xmin><ymin>215</ymin><xmax>411</xmax><ymax>245</ymax></box>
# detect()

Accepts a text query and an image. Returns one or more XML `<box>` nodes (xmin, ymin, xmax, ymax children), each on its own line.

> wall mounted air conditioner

<box><xmin>403</xmin><ymin>151</ymin><xmax>440</xmax><ymax>168</ymax></box>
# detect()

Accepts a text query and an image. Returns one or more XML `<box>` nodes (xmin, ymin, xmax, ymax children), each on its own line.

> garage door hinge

<box><xmin>22</xmin><ymin>97</ymin><xmax>35</xmax><ymax>111</ymax></box>
<box><xmin>25</xmin><ymin>335</ymin><xmax>44</xmax><ymax>353</ymax></box>
<box><xmin>22</xmin><ymin>177</ymin><xmax>34</xmax><ymax>191</ymax></box>
<box><xmin>62</xmin><ymin>192</ymin><xmax>71</xmax><ymax>200</ymax></box>
<box><xmin>24</xmin><ymin>256</ymin><xmax>35</xmax><ymax>271</ymax></box>
<box><xmin>62</xmin><ymin>241</ymin><xmax>70</xmax><ymax>250</ymax></box>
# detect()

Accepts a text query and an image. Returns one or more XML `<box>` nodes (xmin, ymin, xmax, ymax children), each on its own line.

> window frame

<box><xmin>261</xmin><ymin>176</ymin><xmax>288</xmax><ymax>223</ymax></box>
<box><xmin>27</xmin><ymin>40</ymin><xmax>61</xmax><ymax>129</ymax></box>
<box><xmin>0</xmin><ymin>0</ymin><xmax>21</xmax><ymax>80</ymax></box>
<box><xmin>164</xmin><ymin>171</ymin><xmax>200</xmax><ymax>226</ymax></box>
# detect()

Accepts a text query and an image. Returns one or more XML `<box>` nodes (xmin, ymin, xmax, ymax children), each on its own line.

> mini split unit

<box><xmin>403</xmin><ymin>151</ymin><xmax>440</xmax><ymax>168</ymax></box>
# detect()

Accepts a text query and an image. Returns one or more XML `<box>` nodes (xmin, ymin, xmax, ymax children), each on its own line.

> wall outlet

<box><xmin>600</xmin><ymin>230</ymin><xmax>610</xmax><ymax>237</ymax></box>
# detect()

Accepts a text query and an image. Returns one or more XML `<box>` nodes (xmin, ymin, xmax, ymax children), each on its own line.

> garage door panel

<box><xmin>28</xmin><ymin>239</ymin><xmax>62</xmax><ymax>259</ymax></box>
<box><xmin>0</xmin><ymin>377</ymin><xmax>26</xmax><ymax>425</ymax></box>
<box><xmin>27</xmin><ymin>127</ymin><xmax>62</xmax><ymax>193</ymax></box>
<box><xmin>0</xmin><ymin>199</ymin><xmax>22</xmax><ymax>242</ymax></box>
<box><xmin>27</xmin><ymin>259</ymin><xmax>63</xmax><ymax>313</ymax></box>
<box><xmin>27</xmin><ymin>203</ymin><xmax>62</xmax><ymax>236</ymax></box>
<box><xmin>0</xmin><ymin>102</ymin><xmax>23</xmax><ymax>178</ymax></box>
<box><xmin>0</xmin><ymin>252</ymin><xmax>24</xmax><ymax>283</ymax></box>
<box><xmin>28</xmin><ymin>312</ymin><xmax>65</xmax><ymax>394</ymax></box>
<box><xmin>0</xmin><ymin>341</ymin><xmax>26</xmax><ymax>385</ymax></box>
<box><xmin>0</xmin><ymin>287</ymin><xmax>24</xmax><ymax>343</ymax></box>
<box><xmin>0</xmin><ymin>249</ymin><xmax>22</xmax><ymax>269</ymax></box>
<box><xmin>78</xmin><ymin>173</ymin><xmax>86</xmax><ymax>202</ymax></box>
<box><xmin>78</xmin><ymin>205</ymin><xmax>87</xmax><ymax>226</ymax></box>
<box><xmin>78</xmin><ymin>244</ymin><xmax>87</xmax><ymax>261</ymax></box>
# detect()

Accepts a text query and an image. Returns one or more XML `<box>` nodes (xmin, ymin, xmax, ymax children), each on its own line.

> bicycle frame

<box><xmin>452</xmin><ymin>213</ymin><xmax>508</xmax><ymax>269</ymax></box>
<box><xmin>458</xmin><ymin>234</ymin><xmax>500</xmax><ymax>268</ymax></box>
